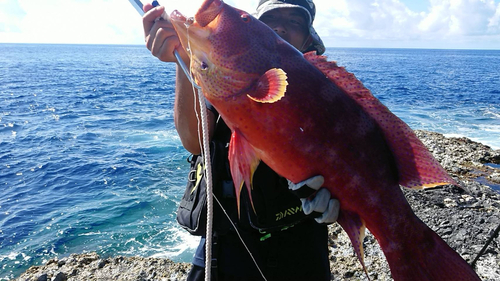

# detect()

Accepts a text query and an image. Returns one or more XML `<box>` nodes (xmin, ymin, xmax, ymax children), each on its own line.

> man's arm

<box><xmin>143</xmin><ymin>4</ymin><xmax>215</xmax><ymax>155</ymax></box>
<box><xmin>174</xmin><ymin>62</ymin><xmax>216</xmax><ymax>155</ymax></box>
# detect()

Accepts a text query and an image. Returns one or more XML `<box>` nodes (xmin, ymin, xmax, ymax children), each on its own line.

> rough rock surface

<box><xmin>15</xmin><ymin>253</ymin><xmax>192</xmax><ymax>281</ymax></box>
<box><xmin>15</xmin><ymin>131</ymin><xmax>500</xmax><ymax>281</ymax></box>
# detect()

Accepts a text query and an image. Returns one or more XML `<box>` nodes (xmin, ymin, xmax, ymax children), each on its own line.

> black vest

<box><xmin>209</xmin><ymin>118</ymin><xmax>309</xmax><ymax>234</ymax></box>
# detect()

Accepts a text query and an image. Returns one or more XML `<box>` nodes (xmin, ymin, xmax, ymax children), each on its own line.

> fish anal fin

<box><xmin>228</xmin><ymin>130</ymin><xmax>260</xmax><ymax>217</ymax></box>
<box><xmin>337</xmin><ymin>210</ymin><xmax>370</xmax><ymax>280</ymax></box>
<box><xmin>248</xmin><ymin>68</ymin><xmax>287</xmax><ymax>103</ymax></box>
<box><xmin>304</xmin><ymin>51</ymin><xmax>456</xmax><ymax>189</ymax></box>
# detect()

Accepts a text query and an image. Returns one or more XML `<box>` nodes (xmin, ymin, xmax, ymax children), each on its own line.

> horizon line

<box><xmin>1</xmin><ymin>42</ymin><xmax>499</xmax><ymax>51</ymax></box>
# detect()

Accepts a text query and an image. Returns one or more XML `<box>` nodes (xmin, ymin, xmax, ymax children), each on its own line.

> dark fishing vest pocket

<box><xmin>176</xmin><ymin>138</ymin><xmax>232</xmax><ymax>236</ymax></box>
<box><xmin>176</xmin><ymin>119</ymin><xmax>309</xmax><ymax>236</ymax></box>
<box><xmin>176</xmin><ymin>154</ymin><xmax>208</xmax><ymax>236</ymax></box>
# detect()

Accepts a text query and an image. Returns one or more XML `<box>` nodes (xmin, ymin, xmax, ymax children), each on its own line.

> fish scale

<box><xmin>170</xmin><ymin>0</ymin><xmax>481</xmax><ymax>280</ymax></box>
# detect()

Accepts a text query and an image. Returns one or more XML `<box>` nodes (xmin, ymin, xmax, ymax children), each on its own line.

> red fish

<box><xmin>170</xmin><ymin>0</ymin><xmax>481</xmax><ymax>280</ymax></box>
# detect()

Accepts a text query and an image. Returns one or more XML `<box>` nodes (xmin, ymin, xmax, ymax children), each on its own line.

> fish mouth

<box><xmin>170</xmin><ymin>9</ymin><xmax>188</xmax><ymax>24</ymax></box>
<box><xmin>170</xmin><ymin>0</ymin><xmax>224</xmax><ymax>75</ymax></box>
<box><xmin>170</xmin><ymin>9</ymin><xmax>208</xmax><ymax>61</ymax></box>
<box><xmin>169</xmin><ymin>0</ymin><xmax>223</xmax><ymax>27</ymax></box>
<box><xmin>169</xmin><ymin>9</ymin><xmax>191</xmax><ymax>51</ymax></box>
<box><xmin>194</xmin><ymin>0</ymin><xmax>224</xmax><ymax>27</ymax></box>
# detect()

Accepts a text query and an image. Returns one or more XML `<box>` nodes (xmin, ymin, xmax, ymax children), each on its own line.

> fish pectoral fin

<box><xmin>247</xmin><ymin>68</ymin><xmax>288</xmax><ymax>103</ymax></box>
<box><xmin>228</xmin><ymin>129</ymin><xmax>260</xmax><ymax>217</ymax></box>
<box><xmin>337</xmin><ymin>211</ymin><xmax>369</xmax><ymax>279</ymax></box>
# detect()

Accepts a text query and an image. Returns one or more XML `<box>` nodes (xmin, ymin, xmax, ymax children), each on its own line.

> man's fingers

<box><xmin>143</xmin><ymin>2</ymin><xmax>153</xmax><ymax>13</ymax></box>
<box><xmin>315</xmin><ymin>199</ymin><xmax>340</xmax><ymax>224</ymax></box>
<box><xmin>302</xmin><ymin>188</ymin><xmax>330</xmax><ymax>215</ymax></box>
<box><xmin>156</xmin><ymin>36</ymin><xmax>177</xmax><ymax>62</ymax></box>
<box><xmin>143</xmin><ymin>5</ymin><xmax>166</xmax><ymax>38</ymax></box>
<box><xmin>145</xmin><ymin>20</ymin><xmax>171</xmax><ymax>50</ymax></box>
<box><xmin>302</xmin><ymin>175</ymin><xmax>324</xmax><ymax>191</ymax></box>
<box><xmin>288</xmin><ymin>175</ymin><xmax>324</xmax><ymax>198</ymax></box>
<box><xmin>151</xmin><ymin>28</ymin><xmax>182</xmax><ymax>61</ymax></box>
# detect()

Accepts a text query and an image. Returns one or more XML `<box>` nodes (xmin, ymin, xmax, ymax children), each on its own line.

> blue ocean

<box><xmin>0</xmin><ymin>44</ymin><xmax>499</xmax><ymax>280</ymax></box>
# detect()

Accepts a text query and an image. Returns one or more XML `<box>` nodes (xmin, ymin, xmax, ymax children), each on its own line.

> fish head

<box><xmin>170</xmin><ymin>0</ymin><xmax>300</xmax><ymax>100</ymax></box>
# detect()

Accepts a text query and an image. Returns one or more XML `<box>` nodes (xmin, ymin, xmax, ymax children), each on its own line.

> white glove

<box><xmin>288</xmin><ymin>175</ymin><xmax>340</xmax><ymax>224</ymax></box>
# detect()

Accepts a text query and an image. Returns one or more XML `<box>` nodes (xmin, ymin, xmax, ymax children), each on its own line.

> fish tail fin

<box><xmin>379</xmin><ymin>219</ymin><xmax>481</xmax><ymax>281</ymax></box>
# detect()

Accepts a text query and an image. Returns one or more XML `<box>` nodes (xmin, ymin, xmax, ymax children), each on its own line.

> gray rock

<box><xmin>51</xmin><ymin>272</ymin><xmax>67</xmax><ymax>281</ymax></box>
<box><xmin>13</xmin><ymin>131</ymin><xmax>500</xmax><ymax>281</ymax></box>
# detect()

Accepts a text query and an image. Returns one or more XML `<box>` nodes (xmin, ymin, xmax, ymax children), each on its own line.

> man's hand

<box><xmin>142</xmin><ymin>3</ymin><xmax>189</xmax><ymax>63</ymax></box>
<box><xmin>288</xmin><ymin>175</ymin><xmax>339</xmax><ymax>224</ymax></box>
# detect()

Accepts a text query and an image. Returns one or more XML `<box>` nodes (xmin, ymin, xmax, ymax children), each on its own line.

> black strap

<box><xmin>211</xmin><ymin>231</ymin><xmax>219</xmax><ymax>281</ymax></box>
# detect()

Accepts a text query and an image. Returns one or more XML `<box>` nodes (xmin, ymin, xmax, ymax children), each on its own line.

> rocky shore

<box><xmin>15</xmin><ymin>130</ymin><xmax>500</xmax><ymax>281</ymax></box>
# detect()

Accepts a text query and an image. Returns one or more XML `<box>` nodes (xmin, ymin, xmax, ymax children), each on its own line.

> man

<box><xmin>143</xmin><ymin>1</ymin><xmax>338</xmax><ymax>280</ymax></box>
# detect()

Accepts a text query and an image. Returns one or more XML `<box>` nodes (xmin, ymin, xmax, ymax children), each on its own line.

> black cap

<box><xmin>254</xmin><ymin>0</ymin><xmax>325</xmax><ymax>55</ymax></box>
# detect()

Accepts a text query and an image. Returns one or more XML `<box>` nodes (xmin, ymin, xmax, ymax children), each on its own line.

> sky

<box><xmin>0</xmin><ymin>0</ymin><xmax>499</xmax><ymax>49</ymax></box>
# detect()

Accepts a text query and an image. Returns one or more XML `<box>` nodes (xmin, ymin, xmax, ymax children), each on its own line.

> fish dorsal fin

<box><xmin>247</xmin><ymin>68</ymin><xmax>288</xmax><ymax>103</ymax></box>
<box><xmin>228</xmin><ymin>129</ymin><xmax>260</xmax><ymax>216</ymax></box>
<box><xmin>304</xmin><ymin>52</ymin><xmax>455</xmax><ymax>189</ymax></box>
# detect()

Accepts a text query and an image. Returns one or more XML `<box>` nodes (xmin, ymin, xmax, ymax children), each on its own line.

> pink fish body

<box><xmin>170</xmin><ymin>0</ymin><xmax>481</xmax><ymax>280</ymax></box>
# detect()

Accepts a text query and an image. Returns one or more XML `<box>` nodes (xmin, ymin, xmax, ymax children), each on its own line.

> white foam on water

<box><xmin>3</xmin><ymin>252</ymin><xmax>20</xmax><ymax>260</ymax></box>
<box><xmin>148</xmin><ymin>226</ymin><xmax>200</xmax><ymax>260</ymax></box>
<box><xmin>442</xmin><ymin>133</ymin><xmax>466</xmax><ymax>139</ymax></box>
<box><xmin>443</xmin><ymin>133</ymin><xmax>500</xmax><ymax>150</ymax></box>
<box><xmin>78</xmin><ymin>231</ymin><xmax>102</xmax><ymax>236</ymax></box>
<box><xmin>479</xmin><ymin>124</ymin><xmax>500</xmax><ymax>134</ymax></box>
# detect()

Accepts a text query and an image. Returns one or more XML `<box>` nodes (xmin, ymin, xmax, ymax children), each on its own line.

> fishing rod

<box><xmin>126</xmin><ymin>2</ymin><xmax>268</xmax><ymax>280</ymax></box>
<box><xmin>127</xmin><ymin>1</ymin><xmax>214</xmax><ymax>280</ymax></box>
<box><xmin>128</xmin><ymin>0</ymin><xmax>201</xmax><ymax>89</ymax></box>
<box><xmin>471</xmin><ymin>222</ymin><xmax>500</xmax><ymax>268</ymax></box>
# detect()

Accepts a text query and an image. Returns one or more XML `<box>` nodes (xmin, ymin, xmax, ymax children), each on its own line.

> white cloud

<box><xmin>490</xmin><ymin>3</ymin><xmax>500</xmax><ymax>31</ymax></box>
<box><xmin>0</xmin><ymin>0</ymin><xmax>499</xmax><ymax>49</ymax></box>
<box><xmin>0</xmin><ymin>0</ymin><xmax>25</xmax><ymax>33</ymax></box>
<box><xmin>316</xmin><ymin>0</ymin><xmax>422</xmax><ymax>39</ymax></box>
<box><xmin>314</xmin><ymin>0</ymin><xmax>500</xmax><ymax>48</ymax></box>
<box><xmin>0</xmin><ymin>0</ymin><xmax>257</xmax><ymax>44</ymax></box>
<box><xmin>420</xmin><ymin>0</ymin><xmax>498</xmax><ymax>36</ymax></box>
<box><xmin>0</xmin><ymin>0</ymin><xmax>145</xmax><ymax>44</ymax></box>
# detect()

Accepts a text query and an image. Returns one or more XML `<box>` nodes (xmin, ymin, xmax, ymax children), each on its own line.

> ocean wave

<box><xmin>2</xmin><ymin>44</ymin><xmax>499</xmax><ymax>279</ymax></box>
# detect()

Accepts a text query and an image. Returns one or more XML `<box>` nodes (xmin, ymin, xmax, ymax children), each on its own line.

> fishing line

<box><xmin>184</xmin><ymin>20</ymin><xmax>205</xmax><ymax>168</ymax></box>
<box><xmin>213</xmin><ymin>195</ymin><xmax>269</xmax><ymax>281</ymax></box>
<box><xmin>127</xmin><ymin>1</ymin><xmax>265</xmax><ymax>279</ymax></box>
<box><xmin>184</xmin><ymin>17</ymin><xmax>268</xmax><ymax>281</ymax></box>
<box><xmin>184</xmin><ymin>20</ymin><xmax>214</xmax><ymax>281</ymax></box>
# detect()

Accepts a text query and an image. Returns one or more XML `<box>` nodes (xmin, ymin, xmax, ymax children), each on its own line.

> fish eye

<box><xmin>201</xmin><ymin>61</ymin><xmax>208</xmax><ymax>70</ymax></box>
<box><xmin>241</xmin><ymin>14</ymin><xmax>251</xmax><ymax>23</ymax></box>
